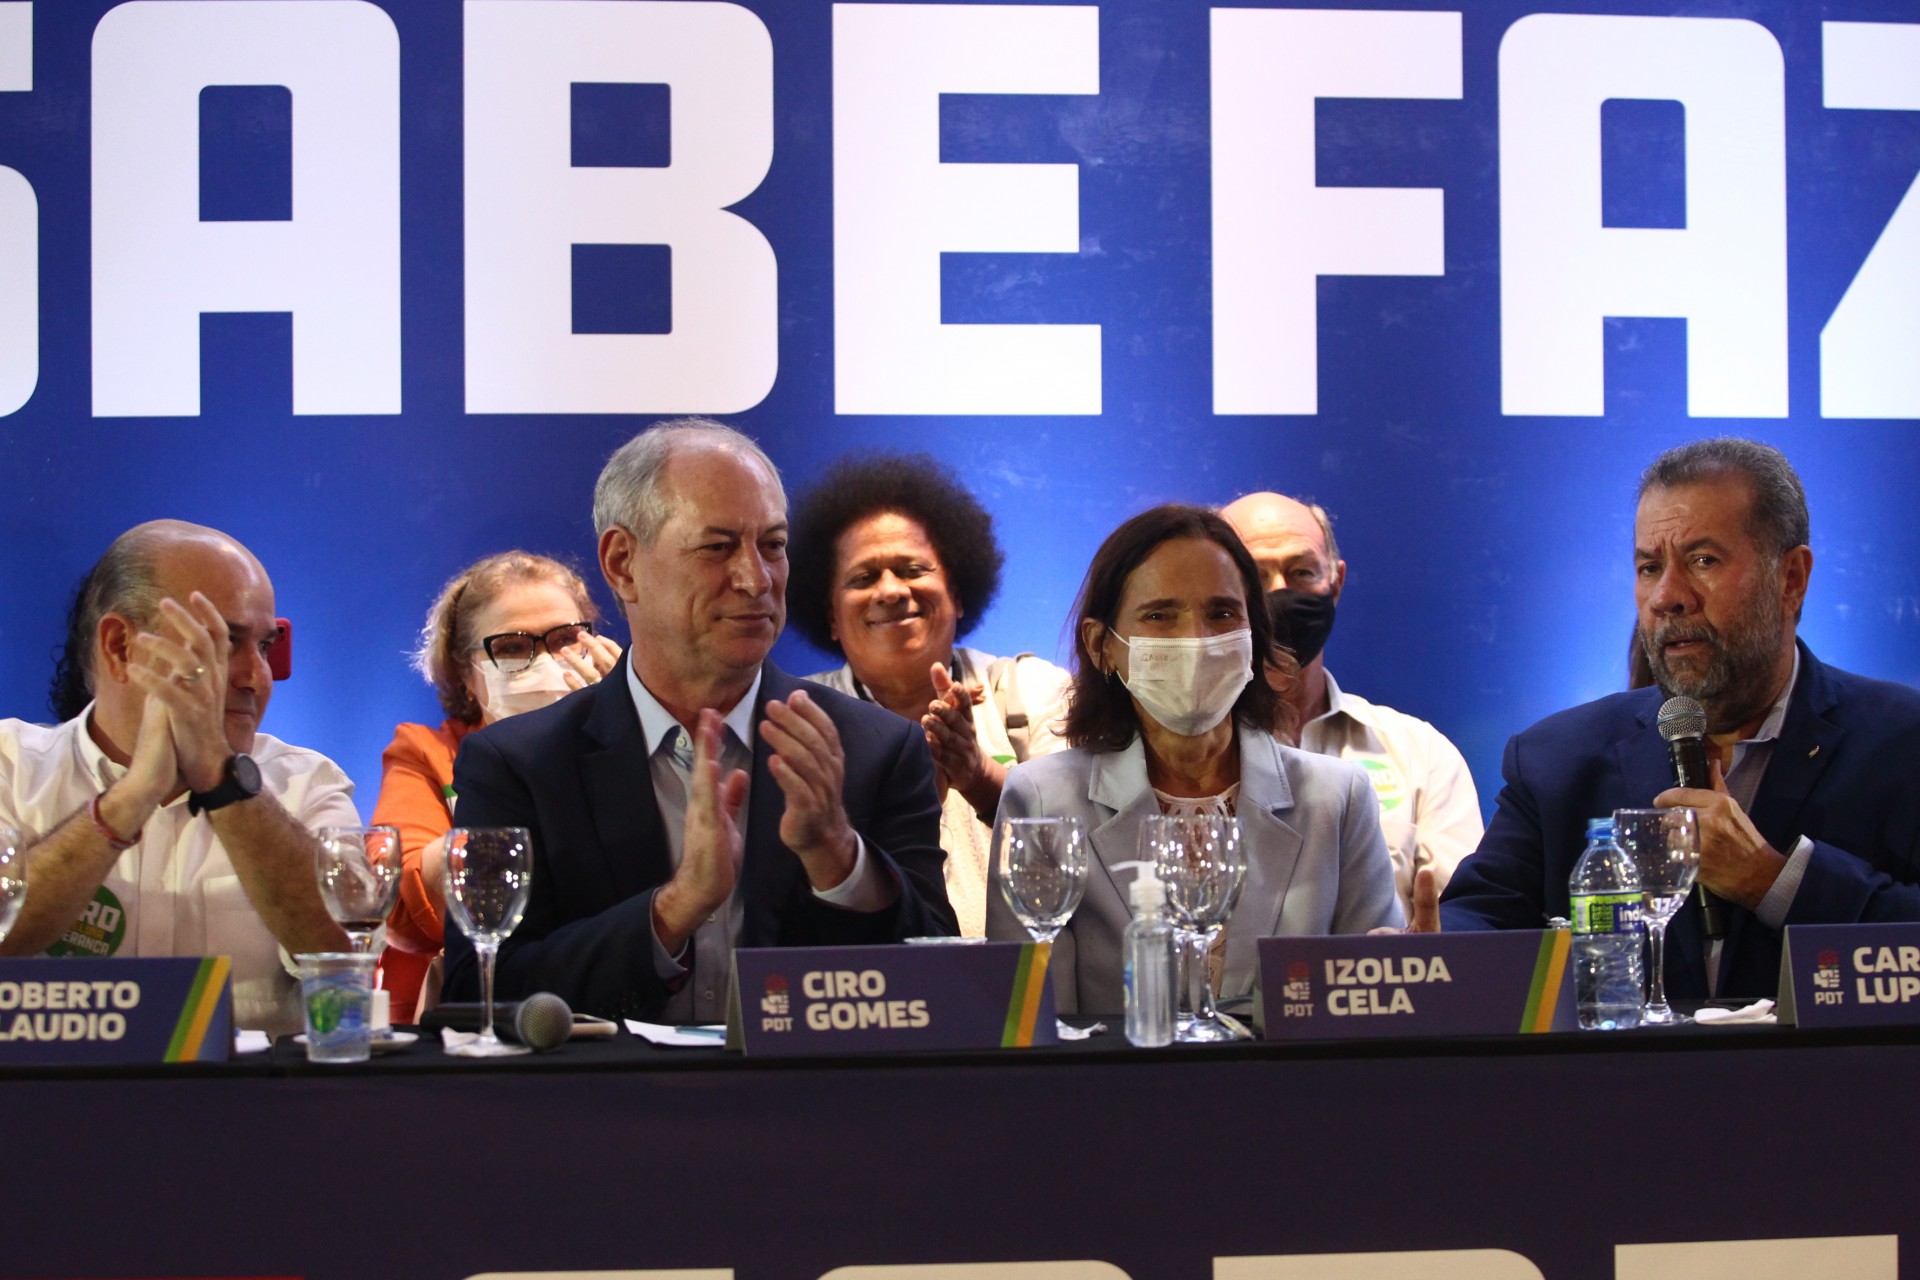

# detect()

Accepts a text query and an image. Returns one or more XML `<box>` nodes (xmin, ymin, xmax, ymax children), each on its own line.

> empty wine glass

<box><xmin>444</xmin><ymin>826</ymin><xmax>534</xmax><ymax>1058</ymax></box>
<box><xmin>315</xmin><ymin>826</ymin><xmax>403</xmax><ymax>954</ymax></box>
<box><xmin>995</xmin><ymin>816</ymin><xmax>1088</xmax><ymax>945</ymax></box>
<box><xmin>0</xmin><ymin>828</ymin><xmax>25</xmax><ymax>944</ymax></box>
<box><xmin>1614</xmin><ymin>807</ymin><xmax>1699</xmax><ymax>1026</ymax></box>
<box><xmin>1156</xmin><ymin>813</ymin><xmax>1247</xmax><ymax>1043</ymax></box>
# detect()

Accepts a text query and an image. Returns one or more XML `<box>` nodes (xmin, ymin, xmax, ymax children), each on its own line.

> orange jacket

<box><xmin>371</xmin><ymin>719</ymin><xmax>472</xmax><ymax>1022</ymax></box>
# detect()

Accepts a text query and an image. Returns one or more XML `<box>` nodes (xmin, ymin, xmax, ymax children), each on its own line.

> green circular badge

<box><xmin>46</xmin><ymin>884</ymin><xmax>127</xmax><ymax>957</ymax></box>
<box><xmin>1359</xmin><ymin>757</ymin><xmax>1408</xmax><ymax>813</ymax></box>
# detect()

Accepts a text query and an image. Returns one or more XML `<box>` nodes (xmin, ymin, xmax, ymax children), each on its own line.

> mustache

<box><xmin>1651</xmin><ymin>619</ymin><xmax>1719</xmax><ymax>647</ymax></box>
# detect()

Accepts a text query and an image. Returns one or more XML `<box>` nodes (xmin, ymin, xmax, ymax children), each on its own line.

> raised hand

<box><xmin>759</xmin><ymin>690</ymin><xmax>858</xmax><ymax>890</ymax></box>
<box><xmin>654</xmin><ymin>708</ymin><xmax>748</xmax><ymax>952</ymax></box>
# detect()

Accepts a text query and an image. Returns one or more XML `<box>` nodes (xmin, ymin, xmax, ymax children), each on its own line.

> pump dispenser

<box><xmin>1116</xmin><ymin>861</ymin><xmax>1177</xmax><ymax>1047</ymax></box>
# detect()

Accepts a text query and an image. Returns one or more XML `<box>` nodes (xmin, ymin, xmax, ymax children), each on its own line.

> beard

<box><xmin>1640</xmin><ymin>571</ymin><xmax>1791</xmax><ymax>733</ymax></box>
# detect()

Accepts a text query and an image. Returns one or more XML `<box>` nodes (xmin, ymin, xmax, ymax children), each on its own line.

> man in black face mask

<box><xmin>1221</xmin><ymin>492</ymin><xmax>1483</xmax><ymax>923</ymax></box>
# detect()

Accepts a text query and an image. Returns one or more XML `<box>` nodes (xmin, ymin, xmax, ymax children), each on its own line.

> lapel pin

<box><xmin>1809</xmin><ymin>745</ymin><xmax>1820</xmax><ymax>758</ymax></box>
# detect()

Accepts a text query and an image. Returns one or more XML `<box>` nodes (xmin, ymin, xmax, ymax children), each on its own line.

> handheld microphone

<box><xmin>1656</xmin><ymin>695</ymin><xmax>1725</xmax><ymax>940</ymax></box>
<box><xmin>425</xmin><ymin>992</ymin><xmax>574</xmax><ymax>1052</ymax></box>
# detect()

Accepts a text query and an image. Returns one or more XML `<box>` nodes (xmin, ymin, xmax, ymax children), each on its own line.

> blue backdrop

<box><xmin>0</xmin><ymin>0</ymin><xmax>1914</xmax><ymax>814</ymax></box>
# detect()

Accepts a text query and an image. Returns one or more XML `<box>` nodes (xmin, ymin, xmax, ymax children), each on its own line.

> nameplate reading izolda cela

<box><xmin>727</xmin><ymin>941</ymin><xmax>1057</xmax><ymax>1055</ymax></box>
<box><xmin>1779</xmin><ymin>922</ymin><xmax>1920</xmax><ymax>1027</ymax></box>
<box><xmin>1256</xmin><ymin>930</ymin><xmax>1574</xmax><ymax>1039</ymax></box>
<box><xmin>0</xmin><ymin>956</ymin><xmax>233</xmax><ymax>1064</ymax></box>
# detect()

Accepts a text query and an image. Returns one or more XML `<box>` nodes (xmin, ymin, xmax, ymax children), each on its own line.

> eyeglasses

<box><xmin>471</xmin><ymin>622</ymin><xmax>594</xmax><ymax>673</ymax></box>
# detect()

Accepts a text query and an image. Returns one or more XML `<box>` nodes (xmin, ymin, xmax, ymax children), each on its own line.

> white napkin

<box><xmin>233</xmin><ymin>1030</ymin><xmax>271</xmax><ymax>1055</ymax></box>
<box><xmin>624</xmin><ymin>1019</ymin><xmax>728</xmax><ymax>1047</ymax></box>
<box><xmin>438</xmin><ymin>1026</ymin><xmax>481</xmax><ymax>1050</ymax></box>
<box><xmin>1694</xmin><ymin>998</ymin><xmax>1777</xmax><ymax>1025</ymax></box>
<box><xmin>1054</xmin><ymin>1019</ymin><xmax>1104</xmax><ymax>1041</ymax></box>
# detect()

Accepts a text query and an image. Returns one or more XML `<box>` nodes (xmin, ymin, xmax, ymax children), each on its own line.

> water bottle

<box><xmin>1120</xmin><ymin>861</ymin><xmax>1177</xmax><ymax>1047</ymax></box>
<box><xmin>1570</xmin><ymin>817</ymin><xmax>1644</xmax><ymax>1030</ymax></box>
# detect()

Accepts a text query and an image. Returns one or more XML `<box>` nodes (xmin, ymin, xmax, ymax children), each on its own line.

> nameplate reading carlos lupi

<box><xmin>1779</xmin><ymin>924</ymin><xmax>1920</xmax><ymax>1027</ymax></box>
<box><xmin>1257</xmin><ymin>932</ymin><xmax>1574</xmax><ymax>1039</ymax></box>
<box><xmin>728</xmin><ymin>942</ymin><xmax>1058</xmax><ymax>1055</ymax></box>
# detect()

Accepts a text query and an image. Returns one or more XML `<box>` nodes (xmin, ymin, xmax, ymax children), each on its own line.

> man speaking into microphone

<box><xmin>1440</xmin><ymin>439</ymin><xmax>1920</xmax><ymax>999</ymax></box>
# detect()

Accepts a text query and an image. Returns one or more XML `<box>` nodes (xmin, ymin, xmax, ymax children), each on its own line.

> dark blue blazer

<box><xmin>1441</xmin><ymin>643</ymin><xmax>1920</xmax><ymax>999</ymax></box>
<box><xmin>443</xmin><ymin>657</ymin><xmax>955</xmax><ymax>1018</ymax></box>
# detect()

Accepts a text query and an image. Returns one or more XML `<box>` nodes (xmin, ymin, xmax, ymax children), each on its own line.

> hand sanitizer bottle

<box><xmin>1119</xmin><ymin>861</ymin><xmax>1177</xmax><ymax>1047</ymax></box>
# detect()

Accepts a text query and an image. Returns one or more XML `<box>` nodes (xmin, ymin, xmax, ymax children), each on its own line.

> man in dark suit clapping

<box><xmin>445</xmin><ymin>419</ymin><xmax>955</xmax><ymax>1022</ymax></box>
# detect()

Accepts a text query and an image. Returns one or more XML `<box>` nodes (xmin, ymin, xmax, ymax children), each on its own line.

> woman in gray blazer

<box><xmin>986</xmin><ymin>505</ymin><xmax>1402</xmax><ymax>1015</ymax></box>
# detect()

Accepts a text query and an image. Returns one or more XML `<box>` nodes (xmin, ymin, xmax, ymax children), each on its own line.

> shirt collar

<box><xmin>626</xmin><ymin>660</ymin><xmax>762</xmax><ymax>756</ymax></box>
<box><xmin>1308</xmin><ymin>669</ymin><xmax>1380</xmax><ymax>731</ymax></box>
<box><xmin>69</xmin><ymin>703</ymin><xmax>125</xmax><ymax>791</ymax></box>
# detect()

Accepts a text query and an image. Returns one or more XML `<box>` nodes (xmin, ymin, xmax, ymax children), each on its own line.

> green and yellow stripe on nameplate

<box><xmin>1000</xmin><ymin>942</ymin><xmax>1052</xmax><ymax>1047</ymax></box>
<box><xmin>166</xmin><ymin>956</ymin><xmax>232</xmax><ymax>1062</ymax></box>
<box><xmin>1519</xmin><ymin>929</ymin><xmax>1571</xmax><ymax>1033</ymax></box>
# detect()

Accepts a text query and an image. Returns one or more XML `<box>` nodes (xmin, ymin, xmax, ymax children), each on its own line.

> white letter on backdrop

<box><xmin>464</xmin><ymin>0</ymin><xmax>775</xmax><ymax>415</ymax></box>
<box><xmin>91</xmin><ymin>0</ymin><xmax>400</xmax><ymax>416</ymax></box>
<box><xmin>1499</xmin><ymin>14</ymin><xmax>1787</xmax><ymax>417</ymax></box>
<box><xmin>0</xmin><ymin>2</ymin><xmax>35</xmax><ymax>417</ymax></box>
<box><xmin>1210</xmin><ymin>8</ymin><xmax>1461</xmax><ymax>415</ymax></box>
<box><xmin>833</xmin><ymin>3</ymin><xmax>1100</xmax><ymax>415</ymax></box>
<box><xmin>1820</xmin><ymin>22</ymin><xmax>1920</xmax><ymax>419</ymax></box>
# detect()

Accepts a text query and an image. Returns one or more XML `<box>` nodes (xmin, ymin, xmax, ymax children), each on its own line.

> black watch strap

<box><xmin>187</xmin><ymin>754</ymin><xmax>262</xmax><ymax>817</ymax></box>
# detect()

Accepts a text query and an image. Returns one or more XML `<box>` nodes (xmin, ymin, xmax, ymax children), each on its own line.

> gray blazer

<box><xmin>985</xmin><ymin>728</ymin><xmax>1403</xmax><ymax>1014</ymax></box>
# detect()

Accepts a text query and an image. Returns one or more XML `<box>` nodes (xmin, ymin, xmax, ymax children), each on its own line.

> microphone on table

<box><xmin>1656</xmin><ymin>695</ymin><xmax>1726</xmax><ymax>941</ymax></box>
<box><xmin>425</xmin><ymin>992</ymin><xmax>574</xmax><ymax>1052</ymax></box>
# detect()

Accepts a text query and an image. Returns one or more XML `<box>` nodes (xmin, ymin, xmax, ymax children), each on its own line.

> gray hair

<box><xmin>51</xmin><ymin>530</ymin><xmax>167</xmax><ymax>720</ymax></box>
<box><xmin>592</xmin><ymin>417</ymin><xmax>785</xmax><ymax>544</ymax></box>
<box><xmin>1304</xmin><ymin>500</ymin><xmax>1341</xmax><ymax>566</ymax></box>
<box><xmin>1639</xmin><ymin>438</ymin><xmax>1810</xmax><ymax>559</ymax></box>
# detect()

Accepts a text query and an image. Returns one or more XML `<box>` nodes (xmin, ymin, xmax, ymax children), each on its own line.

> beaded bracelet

<box><xmin>89</xmin><ymin>793</ymin><xmax>138</xmax><ymax>851</ymax></box>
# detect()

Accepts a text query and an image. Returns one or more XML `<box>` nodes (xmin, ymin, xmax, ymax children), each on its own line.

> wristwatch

<box><xmin>187</xmin><ymin>754</ymin><xmax>262</xmax><ymax>817</ymax></box>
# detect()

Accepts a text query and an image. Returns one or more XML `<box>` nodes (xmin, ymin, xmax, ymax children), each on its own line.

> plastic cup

<box><xmin>297</xmin><ymin>952</ymin><xmax>377</xmax><ymax>1063</ymax></box>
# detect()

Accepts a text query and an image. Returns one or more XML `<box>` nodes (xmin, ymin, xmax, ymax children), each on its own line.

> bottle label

<box><xmin>1570</xmin><ymin>892</ymin><xmax>1643</xmax><ymax>935</ymax></box>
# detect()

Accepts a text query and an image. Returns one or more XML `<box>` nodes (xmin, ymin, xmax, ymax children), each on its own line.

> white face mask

<box><xmin>1114</xmin><ymin>628</ymin><xmax>1253</xmax><ymax>737</ymax></box>
<box><xmin>475</xmin><ymin>652</ymin><xmax>574</xmax><ymax>722</ymax></box>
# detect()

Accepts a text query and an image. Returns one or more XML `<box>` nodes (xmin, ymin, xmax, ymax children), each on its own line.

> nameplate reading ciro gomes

<box><xmin>1256</xmin><ymin>931</ymin><xmax>1574</xmax><ymax>1040</ymax></box>
<box><xmin>726</xmin><ymin>942</ymin><xmax>1058</xmax><ymax>1055</ymax></box>
<box><xmin>0</xmin><ymin>956</ymin><xmax>233</xmax><ymax>1065</ymax></box>
<box><xmin>1778</xmin><ymin>923</ymin><xmax>1920</xmax><ymax>1027</ymax></box>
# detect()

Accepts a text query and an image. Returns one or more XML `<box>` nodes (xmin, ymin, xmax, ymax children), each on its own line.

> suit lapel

<box><xmin>1229</xmin><ymin>732</ymin><xmax>1302</xmax><ymax>997</ymax></box>
<box><xmin>1086</xmin><ymin>742</ymin><xmax>1156</xmax><ymax>927</ymax></box>
<box><xmin>742</xmin><ymin>665</ymin><xmax>800</xmax><ymax>945</ymax></box>
<box><xmin>1746</xmin><ymin>645</ymin><xmax>1842</xmax><ymax>855</ymax></box>
<box><xmin>580</xmin><ymin>654</ymin><xmax>673</xmax><ymax>901</ymax></box>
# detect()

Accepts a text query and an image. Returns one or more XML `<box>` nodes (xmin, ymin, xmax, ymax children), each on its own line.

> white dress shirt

<box><xmin>0</xmin><ymin>707</ymin><xmax>361</xmax><ymax>1034</ymax></box>
<box><xmin>1298</xmin><ymin>671</ymin><xmax>1484</xmax><ymax>920</ymax></box>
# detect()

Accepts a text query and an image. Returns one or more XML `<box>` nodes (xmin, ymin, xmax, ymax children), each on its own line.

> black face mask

<box><xmin>1266</xmin><ymin>588</ymin><xmax>1337</xmax><ymax>667</ymax></box>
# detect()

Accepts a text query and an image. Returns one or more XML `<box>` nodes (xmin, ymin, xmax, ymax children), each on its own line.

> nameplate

<box><xmin>1778</xmin><ymin>923</ymin><xmax>1920</xmax><ymax>1027</ymax></box>
<box><xmin>0</xmin><ymin>956</ymin><xmax>233</xmax><ymax>1065</ymax></box>
<box><xmin>1256</xmin><ymin>930</ymin><xmax>1575</xmax><ymax>1039</ymax></box>
<box><xmin>725</xmin><ymin>942</ymin><xmax>1058</xmax><ymax>1055</ymax></box>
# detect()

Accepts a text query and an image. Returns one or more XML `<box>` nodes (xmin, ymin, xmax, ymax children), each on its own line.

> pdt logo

<box><xmin>1812</xmin><ymin>948</ymin><xmax>1843</xmax><ymax>1006</ymax></box>
<box><xmin>760</xmin><ymin>974</ymin><xmax>793</xmax><ymax>1032</ymax></box>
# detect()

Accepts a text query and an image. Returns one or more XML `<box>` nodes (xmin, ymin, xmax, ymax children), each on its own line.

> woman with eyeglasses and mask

<box><xmin>985</xmin><ymin>505</ymin><xmax>1401</xmax><ymax>1014</ymax></box>
<box><xmin>373</xmin><ymin>551</ymin><xmax>622</xmax><ymax>1021</ymax></box>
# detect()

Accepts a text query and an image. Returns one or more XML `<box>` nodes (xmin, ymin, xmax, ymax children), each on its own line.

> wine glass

<box><xmin>315</xmin><ymin>826</ymin><xmax>403</xmax><ymax>954</ymax></box>
<box><xmin>0</xmin><ymin>828</ymin><xmax>26</xmax><ymax>944</ymax></box>
<box><xmin>444</xmin><ymin>826</ymin><xmax>535</xmax><ymax>1058</ymax></box>
<box><xmin>994</xmin><ymin>817</ymin><xmax>1088</xmax><ymax>945</ymax></box>
<box><xmin>1156</xmin><ymin>813</ymin><xmax>1247</xmax><ymax>1043</ymax></box>
<box><xmin>1614</xmin><ymin>807</ymin><xmax>1699</xmax><ymax>1026</ymax></box>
